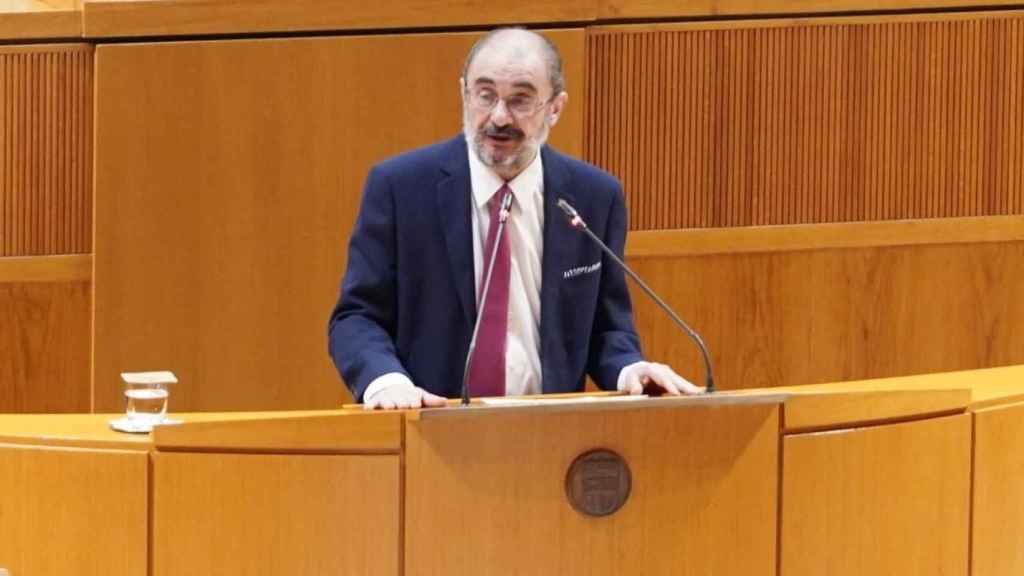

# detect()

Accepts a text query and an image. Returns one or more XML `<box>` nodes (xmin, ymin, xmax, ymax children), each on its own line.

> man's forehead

<box><xmin>466</xmin><ymin>33</ymin><xmax>548</xmax><ymax>86</ymax></box>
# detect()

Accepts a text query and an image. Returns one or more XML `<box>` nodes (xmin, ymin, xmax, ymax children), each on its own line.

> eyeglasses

<box><xmin>467</xmin><ymin>87</ymin><xmax>551</xmax><ymax>118</ymax></box>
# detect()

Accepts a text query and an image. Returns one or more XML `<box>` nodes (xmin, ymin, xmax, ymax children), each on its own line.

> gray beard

<box><xmin>463</xmin><ymin>111</ymin><xmax>550</xmax><ymax>177</ymax></box>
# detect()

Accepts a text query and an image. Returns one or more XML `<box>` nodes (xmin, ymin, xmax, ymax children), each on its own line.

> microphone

<box><xmin>461</xmin><ymin>189</ymin><xmax>515</xmax><ymax>406</ymax></box>
<box><xmin>556</xmin><ymin>198</ymin><xmax>715</xmax><ymax>394</ymax></box>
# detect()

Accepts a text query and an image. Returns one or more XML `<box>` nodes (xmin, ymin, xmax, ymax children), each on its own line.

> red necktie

<box><xmin>466</xmin><ymin>185</ymin><xmax>512</xmax><ymax>397</ymax></box>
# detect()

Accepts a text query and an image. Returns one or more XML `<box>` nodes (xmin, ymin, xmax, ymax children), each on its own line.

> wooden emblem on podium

<box><xmin>565</xmin><ymin>449</ymin><xmax>632</xmax><ymax>517</ymax></box>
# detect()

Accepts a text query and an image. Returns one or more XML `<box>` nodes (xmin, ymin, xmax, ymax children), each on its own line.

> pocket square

<box><xmin>563</xmin><ymin>261</ymin><xmax>602</xmax><ymax>279</ymax></box>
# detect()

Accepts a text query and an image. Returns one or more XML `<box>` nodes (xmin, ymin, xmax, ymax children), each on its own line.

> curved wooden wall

<box><xmin>585</xmin><ymin>13</ymin><xmax>1024</xmax><ymax>230</ymax></box>
<box><xmin>0</xmin><ymin>44</ymin><xmax>92</xmax><ymax>414</ymax></box>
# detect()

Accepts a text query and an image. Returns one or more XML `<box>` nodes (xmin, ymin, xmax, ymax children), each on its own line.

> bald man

<box><xmin>328</xmin><ymin>28</ymin><xmax>701</xmax><ymax>409</ymax></box>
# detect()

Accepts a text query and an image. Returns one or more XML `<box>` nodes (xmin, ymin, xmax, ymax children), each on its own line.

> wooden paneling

<box><xmin>0</xmin><ymin>44</ymin><xmax>92</xmax><ymax>255</ymax></box>
<box><xmin>0</xmin><ymin>44</ymin><xmax>92</xmax><ymax>414</ymax></box>
<box><xmin>152</xmin><ymin>410</ymin><xmax>403</xmax><ymax>453</ymax></box>
<box><xmin>768</xmin><ymin>364</ymin><xmax>1024</xmax><ymax>411</ymax></box>
<box><xmin>626</xmin><ymin>215</ymin><xmax>1024</xmax><ymax>256</ymax></box>
<box><xmin>0</xmin><ymin>254</ymin><xmax>91</xmax><ymax>414</ymax></box>
<box><xmin>153</xmin><ymin>451</ymin><xmax>400</xmax><ymax>575</ymax></box>
<box><xmin>0</xmin><ymin>12</ymin><xmax>80</xmax><ymax>40</ymax></box>
<box><xmin>0</xmin><ymin>413</ymin><xmax>151</xmax><ymax>449</ymax></box>
<box><xmin>406</xmin><ymin>403</ymin><xmax>779</xmax><ymax>575</ymax></box>
<box><xmin>625</xmin><ymin>225</ymin><xmax>1024</xmax><ymax>390</ymax></box>
<box><xmin>781</xmin><ymin>388</ymin><xmax>967</xmax><ymax>432</ymax></box>
<box><xmin>0</xmin><ymin>253</ymin><xmax>90</xmax><ymax>283</ymax></box>
<box><xmin>0</xmin><ymin>279</ymin><xmax>90</xmax><ymax>412</ymax></box>
<box><xmin>0</xmin><ymin>2</ymin><xmax>80</xmax><ymax>39</ymax></box>
<box><xmin>82</xmin><ymin>0</ymin><xmax>595</xmax><ymax>38</ymax></box>
<box><xmin>0</xmin><ymin>443</ymin><xmax>148</xmax><ymax>576</ymax></box>
<box><xmin>586</xmin><ymin>14</ymin><xmax>1024</xmax><ymax>230</ymax></box>
<box><xmin>972</xmin><ymin>401</ymin><xmax>1024</xmax><ymax>576</ymax></box>
<box><xmin>93</xmin><ymin>31</ymin><xmax>585</xmax><ymax>412</ymax></box>
<box><xmin>599</xmin><ymin>0</ymin><xmax>1024</xmax><ymax>19</ymax></box>
<box><xmin>68</xmin><ymin>0</ymin><xmax>1024</xmax><ymax>40</ymax></box>
<box><xmin>781</xmin><ymin>414</ymin><xmax>970</xmax><ymax>576</ymax></box>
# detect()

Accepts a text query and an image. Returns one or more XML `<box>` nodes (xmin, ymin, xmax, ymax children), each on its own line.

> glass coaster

<box><xmin>108</xmin><ymin>417</ymin><xmax>182</xmax><ymax>434</ymax></box>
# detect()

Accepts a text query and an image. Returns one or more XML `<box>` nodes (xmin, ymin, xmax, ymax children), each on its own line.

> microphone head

<box><xmin>556</xmin><ymin>198</ymin><xmax>586</xmax><ymax>229</ymax></box>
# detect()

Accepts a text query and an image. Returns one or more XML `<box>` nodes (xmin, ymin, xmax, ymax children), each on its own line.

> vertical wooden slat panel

<box><xmin>874</xmin><ymin>23</ymin><xmax>886</xmax><ymax>220</ymax></box>
<box><xmin>1015</xmin><ymin>22</ymin><xmax>1023</xmax><ymax>213</ymax></box>
<box><xmin>1</xmin><ymin>55</ymin><xmax>7</xmax><ymax>255</ymax></box>
<box><xmin>13</xmin><ymin>53</ymin><xmax>22</xmax><ymax>252</ymax></box>
<box><xmin>586</xmin><ymin>14</ymin><xmax>1024</xmax><ymax>230</ymax></box>
<box><xmin>0</xmin><ymin>45</ymin><xmax>93</xmax><ymax>257</ymax></box>
<box><xmin>71</xmin><ymin>48</ymin><xmax>80</xmax><ymax>254</ymax></box>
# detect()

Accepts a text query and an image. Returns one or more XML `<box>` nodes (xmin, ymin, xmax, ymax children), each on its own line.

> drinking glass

<box><xmin>121</xmin><ymin>371</ymin><xmax>176</xmax><ymax>426</ymax></box>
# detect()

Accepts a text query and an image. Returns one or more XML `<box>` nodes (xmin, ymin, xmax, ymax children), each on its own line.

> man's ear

<box><xmin>548</xmin><ymin>92</ymin><xmax>569</xmax><ymax>126</ymax></box>
<box><xmin>459</xmin><ymin>78</ymin><xmax>467</xmax><ymax>103</ymax></box>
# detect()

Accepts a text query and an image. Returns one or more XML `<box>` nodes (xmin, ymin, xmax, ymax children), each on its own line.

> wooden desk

<box><xmin>766</xmin><ymin>366</ymin><xmax>1024</xmax><ymax>576</ymax></box>
<box><xmin>0</xmin><ymin>414</ymin><xmax>147</xmax><ymax>575</ymax></box>
<box><xmin>972</xmin><ymin>399</ymin><xmax>1024</xmax><ymax>576</ymax></box>
<box><xmin>0</xmin><ymin>368</ymin><xmax>1022</xmax><ymax>575</ymax></box>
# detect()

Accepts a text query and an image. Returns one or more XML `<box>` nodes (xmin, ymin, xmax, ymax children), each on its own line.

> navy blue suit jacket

<box><xmin>328</xmin><ymin>136</ymin><xmax>644</xmax><ymax>402</ymax></box>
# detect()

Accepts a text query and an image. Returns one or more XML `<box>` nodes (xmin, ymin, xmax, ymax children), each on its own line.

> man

<box><xmin>329</xmin><ymin>28</ymin><xmax>701</xmax><ymax>409</ymax></box>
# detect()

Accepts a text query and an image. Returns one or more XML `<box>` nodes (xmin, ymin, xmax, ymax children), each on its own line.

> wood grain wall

<box><xmin>0</xmin><ymin>273</ymin><xmax>91</xmax><ymax>413</ymax></box>
<box><xmin>625</xmin><ymin>218</ymin><xmax>1024</xmax><ymax>390</ymax></box>
<box><xmin>586</xmin><ymin>14</ymin><xmax>1024</xmax><ymax>230</ymax></box>
<box><xmin>0</xmin><ymin>44</ymin><xmax>92</xmax><ymax>414</ymax></box>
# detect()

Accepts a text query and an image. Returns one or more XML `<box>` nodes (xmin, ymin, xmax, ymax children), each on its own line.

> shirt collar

<box><xmin>467</xmin><ymin>141</ymin><xmax>544</xmax><ymax>211</ymax></box>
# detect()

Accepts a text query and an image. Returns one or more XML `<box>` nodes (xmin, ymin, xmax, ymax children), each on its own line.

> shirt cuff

<box><xmin>363</xmin><ymin>372</ymin><xmax>415</xmax><ymax>403</ymax></box>
<box><xmin>616</xmin><ymin>361</ymin><xmax>648</xmax><ymax>391</ymax></box>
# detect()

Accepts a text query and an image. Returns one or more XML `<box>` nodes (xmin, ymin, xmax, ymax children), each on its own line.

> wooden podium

<box><xmin>2</xmin><ymin>366</ymin><xmax>1023</xmax><ymax>575</ymax></box>
<box><xmin>151</xmin><ymin>394</ymin><xmax>783</xmax><ymax>575</ymax></box>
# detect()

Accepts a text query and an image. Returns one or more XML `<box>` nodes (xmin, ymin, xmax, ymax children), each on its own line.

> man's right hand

<box><xmin>363</xmin><ymin>379</ymin><xmax>447</xmax><ymax>410</ymax></box>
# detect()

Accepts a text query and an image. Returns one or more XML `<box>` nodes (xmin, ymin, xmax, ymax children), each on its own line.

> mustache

<box><xmin>480</xmin><ymin>125</ymin><xmax>524</xmax><ymax>139</ymax></box>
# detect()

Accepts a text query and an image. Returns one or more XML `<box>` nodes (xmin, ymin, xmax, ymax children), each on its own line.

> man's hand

<box><xmin>619</xmin><ymin>361</ymin><xmax>705</xmax><ymax>396</ymax></box>
<box><xmin>364</xmin><ymin>381</ymin><xmax>448</xmax><ymax>410</ymax></box>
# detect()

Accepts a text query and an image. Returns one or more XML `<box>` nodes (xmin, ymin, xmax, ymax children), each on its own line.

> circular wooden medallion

<box><xmin>565</xmin><ymin>449</ymin><xmax>632</xmax><ymax>517</ymax></box>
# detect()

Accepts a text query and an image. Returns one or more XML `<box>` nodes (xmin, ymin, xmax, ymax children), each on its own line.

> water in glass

<box><xmin>125</xmin><ymin>385</ymin><xmax>168</xmax><ymax>425</ymax></box>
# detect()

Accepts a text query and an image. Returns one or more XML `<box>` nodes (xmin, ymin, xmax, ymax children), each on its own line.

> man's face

<box><xmin>461</xmin><ymin>34</ymin><xmax>566</xmax><ymax>179</ymax></box>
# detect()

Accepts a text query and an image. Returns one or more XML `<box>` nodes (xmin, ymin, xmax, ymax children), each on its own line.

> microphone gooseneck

<box><xmin>461</xmin><ymin>190</ymin><xmax>515</xmax><ymax>406</ymax></box>
<box><xmin>556</xmin><ymin>198</ymin><xmax>716</xmax><ymax>394</ymax></box>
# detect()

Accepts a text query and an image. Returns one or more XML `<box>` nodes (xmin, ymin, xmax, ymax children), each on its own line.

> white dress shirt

<box><xmin>467</xmin><ymin>145</ymin><xmax>545</xmax><ymax>397</ymax></box>
<box><xmin>363</xmin><ymin>145</ymin><xmax>545</xmax><ymax>401</ymax></box>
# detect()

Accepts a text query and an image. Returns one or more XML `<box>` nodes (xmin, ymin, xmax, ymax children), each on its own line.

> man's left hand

<box><xmin>619</xmin><ymin>361</ymin><xmax>705</xmax><ymax>396</ymax></box>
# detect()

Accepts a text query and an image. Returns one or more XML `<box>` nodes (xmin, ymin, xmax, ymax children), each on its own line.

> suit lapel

<box><xmin>540</xmin><ymin>146</ymin><xmax>577</xmax><ymax>389</ymax></box>
<box><xmin>436</xmin><ymin>137</ymin><xmax>476</xmax><ymax>326</ymax></box>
